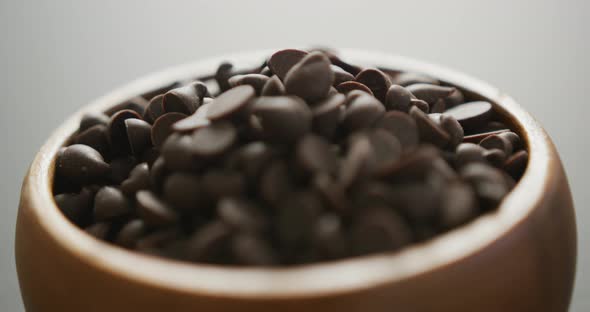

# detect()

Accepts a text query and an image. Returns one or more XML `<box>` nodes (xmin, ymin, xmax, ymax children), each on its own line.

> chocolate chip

<box><xmin>108</xmin><ymin>109</ymin><xmax>142</xmax><ymax>154</ymax></box>
<box><xmin>446</xmin><ymin>89</ymin><xmax>465</xmax><ymax>108</ymax></box>
<box><xmin>57</xmin><ymin>144</ymin><xmax>110</xmax><ymax>182</ymax></box>
<box><xmin>460</xmin><ymin>163</ymin><xmax>511</xmax><ymax>209</ymax></box>
<box><xmin>374</xmin><ymin>111</ymin><xmax>419</xmax><ymax>152</ymax></box>
<box><xmin>151</xmin><ymin>112</ymin><xmax>187</xmax><ymax>148</ymax></box>
<box><xmin>284</xmin><ymin>52</ymin><xmax>334</xmax><ymax>103</ymax></box>
<box><xmin>355</xmin><ymin>68</ymin><xmax>392</xmax><ymax>103</ymax></box>
<box><xmin>410</xmin><ymin>98</ymin><xmax>430</xmax><ymax>113</ymax></box>
<box><xmin>74</xmin><ymin>124</ymin><xmax>110</xmax><ymax>157</ymax></box>
<box><xmin>143</xmin><ymin>94</ymin><xmax>165</xmax><ymax>124</ymax></box>
<box><xmin>189</xmin><ymin>121</ymin><xmax>237</xmax><ymax>157</ymax></box>
<box><xmin>339</xmin><ymin>134</ymin><xmax>373</xmax><ymax>188</ymax></box>
<box><xmin>163</xmin><ymin>173</ymin><xmax>204</xmax><ymax>212</ymax></box>
<box><xmin>186</xmin><ymin>221</ymin><xmax>232</xmax><ymax>262</ymax></box>
<box><xmin>217</xmin><ymin>197</ymin><xmax>267</xmax><ymax>232</ymax></box>
<box><xmin>385</xmin><ymin>85</ymin><xmax>413</xmax><ymax>112</ymax></box>
<box><xmin>331</xmin><ymin>65</ymin><xmax>355</xmax><ymax>86</ymax></box>
<box><xmin>312</xmin><ymin>214</ymin><xmax>347</xmax><ymax>260</ymax></box>
<box><xmin>228</xmin><ymin>74</ymin><xmax>269</xmax><ymax>95</ymax></box>
<box><xmin>312</xmin><ymin>173</ymin><xmax>349</xmax><ymax>214</ymax></box>
<box><xmin>201</xmin><ymin>170</ymin><xmax>246</xmax><ymax>200</ymax></box>
<box><xmin>342</xmin><ymin>92</ymin><xmax>385</xmax><ymax>131</ymax></box>
<box><xmin>440</xmin><ymin>181</ymin><xmax>478</xmax><ymax>228</ymax></box>
<box><xmin>85</xmin><ymin>222</ymin><xmax>111</xmax><ymax>239</ymax></box>
<box><xmin>251</xmin><ymin>96</ymin><xmax>312</xmax><ymax>142</ymax></box>
<box><xmin>409</xmin><ymin>106</ymin><xmax>450</xmax><ymax>148</ymax></box>
<box><xmin>430</xmin><ymin>98</ymin><xmax>446</xmax><ymax>113</ymax></box>
<box><xmin>392</xmin><ymin>72</ymin><xmax>440</xmax><ymax>86</ymax></box>
<box><xmin>296</xmin><ymin>134</ymin><xmax>338</xmax><ymax>175</ymax></box>
<box><xmin>335</xmin><ymin>81</ymin><xmax>373</xmax><ymax>95</ymax></box>
<box><xmin>94</xmin><ymin>186</ymin><xmax>131</xmax><ymax>221</ymax></box>
<box><xmin>115</xmin><ymin>219</ymin><xmax>146</xmax><ymax>248</ymax></box>
<box><xmin>455</xmin><ymin>143</ymin><xmax>486</xmax><ymax>168</ymax></box>
<box><xmin>444</xmin><ymin>101</ymin><xmax>493</xmax><ymax>131</ymax></box>
<box><xmin>163</xmin><ymin>82</ymin><xmax>208</xmax><ymax>115</ymax></box>
<box><xmin>483</xmin><ymin>149</ymin><xmax>507</xmax><ymax>167</ymax></box>
<box><xmin>406</xmin><ymin>83</ymin><xmax>455</xmax><ymax>106</ymax></box>
<box><xmin>121</xmin><ymin>163</ymin><xmax>150</xmax><ymax>195</ymax></box>
<box><xmin>480</xmin><ymin>133</ymin><xmax>513</xmax><ymax>155</ymax></box>
<box><xmin>125</xmin><ymin>118</ymin><xmax>152</xmax><ymax>157</ymax></box>
<box><xmin>160</xmin><ymin>133</ymin><xmax>198</xmax><ymax>171</ymax></box>
<box><xmin>261</xmin><ymin>75</ymin><xmax>286</xmax><ymax>96</ymax></box>
<box><xmin>439</xmin><ymin>114</ymin><xmax>464</xmax><ymax>148</ymax></box>
<box><xmin>350</xmin><ymin>206</ymin><xmax>412</xmax><ymax>256</ymax></box>
<box><xmin>54</xmin><ymin>187</ymin><xmax>94</xmax><ymax>225</ymax></box>
<box><xmin>109</xmin><ymin>156</ymin><xmax>137</xmax><ymax>184</ymax></box>
<box><xmin>172</xmin><ymin>102</ymin><xmax>212</xmax><ymax>132</ymax></box>
<box><xmin>504</xmin><ymin>150</ymin><xmax>528</xmax><ymax>179</ymax></box>
<box><xmin>259</xmin><ymin>160</ymin><xmax>294</xmax><ymax>204</ymax></box>
<box><xmin>462</xmin><ymin>129</ymin><xmax>511</xmax><ymax>144</ymax></box>
<box><xmin>136</xmin><ymin>190</ymin><xmax>179</xmax><ymax>226</ymax></box>
<box><xmin>268</xmin><ymin>48</ymin><xmax>308</xmax><ymax>80</ymax></box>
<box><xmin>231</xmin><ymin>233</ymin><xmax>277</xmax><ymax>266</ymax></box>
<box><xmin>215</xmin><ymin>62</ymin><xmax>234</xmax><ymax>92</ymax></box>
<box><xmin>311</xmin><ymin>93</ymin><xmax>346</xmax><ymax>138</ymax></box>
<box><xmin>206</xmin><ymin>85</ymin><xmax>256</xmax><ymax>121</ymax></box>
<box><xmin>106</xmin><ymin>97</ymin><xmax>148</xmax><ymax>117</ymax></box>
<box><xmin>278</xmin><ymin>191</ymin><xmax>322</xmax><ymax>244</ymax></box>
<box><xmin>79</xmin><ymin>112</ymin><xmax>109</xmax><ymax>132</ymax></box>
<box><xmin>226</xmin><ymin>141</ymin><xmax>275</xmax><ymax>182</ymax></box>
<box><xmin>366</xmin><ymin>129</ymin><xmax>402</xmax><ymax>176</ymax></box>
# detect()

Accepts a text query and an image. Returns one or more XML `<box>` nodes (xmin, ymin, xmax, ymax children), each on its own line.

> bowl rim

<box><xmin>22</xmin><ymin>49</ymin><xmax>553</xmax><ymax>298</ymax></box>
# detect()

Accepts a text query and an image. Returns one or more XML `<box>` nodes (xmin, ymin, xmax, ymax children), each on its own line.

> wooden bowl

<box><xmin>15</xmin><ymin>50</ymin><xmax>577</xmax><ymax>311</ymax></box>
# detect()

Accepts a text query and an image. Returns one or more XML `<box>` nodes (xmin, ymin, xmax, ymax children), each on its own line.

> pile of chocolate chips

<box><xmin>53</xmin><ymin>48</ymin><xmax>528</xmax><ymax>266</ymax></box>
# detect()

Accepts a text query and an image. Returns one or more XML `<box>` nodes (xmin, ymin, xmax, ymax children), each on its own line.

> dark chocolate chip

<box><xmin>409</xmin><ymin>106</ymin><xmax>450</xmax><ymax>148</ymax></box>
<box><xmin>151</xmin><ymin>112</ymin><xmax>187</xmax><ymax>148</ymax></box>
<box><xmin>109</xmin><ymin>156</ymin><xmax>137</xmax><ymax>184</ymax></box>
<box><xmin>79</xmin><ymin>112</ymin><xmax>110</xmax><ymax>132</ymax></box>
<box><xmin>444</xmin><ymin>101</ymin><xmax>493</xmax><ymax>131</ymax></box>
<box><xmin>94</xmin><ymin>186</ymin><xmax>131</xmax><ymax>221</ymax></box>
<box><xmin>163</xmin><ymin>173</ymin><xmax>204</xmax><ymax>212</ymax></box>
<box><xmin>284</xmin><ymin>52</ymin><xmax>334</xmax><ymax>103</ymax></box>
<box><xmin>163</xmin><ymin>82</ymin><xmax>208</xmax><ymax>115</ymax></box>
<box><xmin>455</xmin><ymin>143</ymin><xmax>486</xmax><ymax>168</ymax></box>
<box><xmin>268</xmin><ymin>48</ymin><xmax>308</xmax><ymax>80</ymax></box>
<box><xmin>231</xmin><ymin>234</ymin><xmax>277</xmax><ymax>266</ymax></box>
<box><xmin>172</xmin><ymin>102</ymin><xmax>211</xmax><ymax>132</ymax></box>
<box><xmin>355</xmin><ymin>68</ymin><xmax>392</xmax><ymax>103</ymax></box>
<box><xmin>261</xmin><ymin>75</ymin><xmax>286</xmax><ymax>96</ymax></box>
<box><xmin>206</xmin><ymin>85</ymin><xmax>256</xmax><ymax>121</ymax></box>
<box><xmin>74</xmin><ymin>124</ymin><xmax>110</xmax><ymax>157</ymax></box>
<box><xmin>228</xmin><ymin>74</ymin><xmax>269</xmax><ymax>95</ymax></box>
<box><xmin>406</xmin><ymin>83</ymin><xmax>455</xmax><ymax>106</ymax></box>
<box><xmin>296</xmin><ymin>134</ymin><xmax>338</xmax><ymax>175</ymax></box>
<box><xmin>215</xmin><ymin>62</ymin><xmax>234</xmax><ymax>92</ymax></box>
<box><xmin>57</xmin><ymin>144</ymin><xmax>110</xmax><ymax>182</ymax></box>
<box><xmin>440</xmin><ymin>181</ymin><xmax>478</xmax><ymax>228</ymax></box>
<box><xmin>186</xmin><ymin>221</ymin><xmax>232</xmax><ymax>262</ymax></box>
<box><xmin>54</xmin><ymin>187</ymin><xmax>94</xmax><ymax>225</ymax></box>
<box><xmin>143</xmin><ymin>94</ymin><xmax>165</xmax><ymax>124</ymax></box>
<box><xmin>342</xmin><ymin>92</ymin><xmax>385</xmax><ymax>131</ymax></box>
<box><xmin>121</xmin><ymin>163</ymin><xmax>150</xmax><ymax>195</ymax></box>
<box><xmin>115</xmin><ymin>219</ymin><xmax>146</xmax><ymax>248</ymax></box>
<box><xmin>331</xmin><ymin>65</ymin><xmax>355</xmax><ymax>86</ymax></box>
<box><xmin>504</xmin><ymin>150</ymin><xmax>528</xmax><ymax>179</ymax></box>
<box><xmin>374</xmin><ymin>111</ymin><xmax>419</xmax><ymax>152</ymax></box>
<box><xmin>217</xmin><ymin>197</ymin><xmax>267</xmax><ymax>232</ymax></box>
<box><xmin>385</xmin><ymin>85</ymin><xmax>413</xmax><ymax>112</ymax></box>
<box><xmin>108</xmin><ymin>109</ymin><xmax>142</xmax><ymax>154</ymax></box>
<box><xmin>136</xmin><ymin>190</ymin><xmax>179</xmax><ymax>226</ymax></box>
<box><xmin>351</xmin><ymin>206</ymin><xmax>412</xmax><ymax>256</ymax></box>
<box><xmin>335</xmin><ymin>81</ymin><xmax>374</xmax><ymax>96</ymax></box>
<box><xmin>189</xmin><ymin>121</ymin><xmax>237</xmax><ymax>157</ymax></box>
<box><xmin>251</xmin><ymin>96</ymin><xmax>312</xmax><ymax>142</ymax></box>
<box><xmin>125</xmin><ymin>118</ymin><xmax>152</xmax><ymax>157</ymax></box>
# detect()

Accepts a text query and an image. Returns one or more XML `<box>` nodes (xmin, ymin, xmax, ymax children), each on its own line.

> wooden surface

<box><xmin>15</xmin><ymin>50</ymin><xmax>577</xmax><ymax>311</ymax></box>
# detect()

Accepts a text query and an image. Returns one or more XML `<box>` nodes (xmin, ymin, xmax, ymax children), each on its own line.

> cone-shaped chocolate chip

<box><xmin>331</xmin><ymin>65</ymin><xmax>355</xmax><ymax>86</ymax></box>
<box><xmin>79</xmin><ymin>112</ymin><xmax>109</xmax><ymax>132</ymax></box>
<box><xmin>202</xmin><ymin>170</ymin><xmax>246</xmax><ymax>200</ymax></box>
<box><xmin>409</xmin><ymin>106</ymin><xmax>450</xmax><ymax>148</ymax></box>
<box><xmin>355</xmin><ymin>68</ymin><xmax>392</xmax><ymax>103</ymax></box>
<box><xmin>226</xmin><ymin>142</ymin><xmax>275</xmax><ymax>182</ymax></box>
<box><xmin>342</xmin><ymin>92</ymin><xmax>385</xmax><ymax>131</ymax></box>
<box><xmin>94</xmin><ymin>186</ymin><xmax>131</xmax><ymax>221</ymax></box>
<box><xmin>312</xmin><ymin>214</ymin><xmax>347</xmax><ymax>259</ymax></box>
<box><xmin>108</xmin><ymin>109</ymin><xmax>142</xmax><ymax>154</ymax></box>
<box><xmin>284</xmin><ymin>52</ymin><xmax>334</xmax><ymax>103</ymax></box>
<box><xmin>311</xmin><ymin>93</ymin><xmax>346</xmax><ymax>138</ymax></box>
<box><xmin>406</xmin><ymin>83</ymin><xmax>455</xmax><ymax>105</ymax></box>
<box><xmin>385</xmin><ymin>85</ymin><xmax>413</xmax><ymax>112</ymax></box>
<box><xmin>136</xmin><ymin>190</ymin><xmax>178</xmax><ymax>226</ymax></box>
<box><xmin>261</xmin><ymin>75</ymin><xmax>286</xmax><ymax>96</ymax></box>
<box><xmin>121</xmin><ymin>163</ymin><xmax>150</xmax><ymax>195</ymax></box>
<box><xmin>444</xmin><ymin>101</ymin><xmax>493</xmax><ymax>131</ymax></box>
<box><xmin>483</xmin><ymin>148</ymin><xmax>507</xmax><ymax>167</ymax></box>
<box><xmin>125</xmin><ymin>118</ymin><xmax>152</xmax><ymax>157</ymax></box>
<box><xmin>206</xmin><ymin>85</ymin><xmax>256</xmax><ymax>121</ymax></box>
<box><xmin>151</xmin><ymin>112</ymin><xmax>187</xmax><ymax>148</ymax></box>
<box><xmin>163</xmin><ymin>82</ymin><xmax>208</xmax><ymax>115</ymax></box>
<box><xmin>143</xmin><ymin>94</ymin><xmax>165</xmax><ymax>124</ymax></box>
<box><xmin>160</xmin><ymin>133</ymin><xmax>198</xmax><ymax>171</ymax></box>
<box><xmin>296</xmin><ymin>133</ymin><xmax>338</xmax><ymax>175</ymax></box>
<box><xmin>374</xmin><ymin>111</ymin><xmax>419</xmax><ymax>152</ymax></box>
<box><xmin>54</xmin><ymin>187</ymin><xmax>94</xmax><ymax>225</ymax></box>
<box><xmin>57</xmin><ymin>144</ymin><xmax>110</xmax><ymax>182</ymax></box>
<box><xmin>85</xmin><ymin>222</ymin><xmax>111</xmax><ymax>239</ymax></box>
<box><xmin>335</xmin><ymin>81</ymin><xmax>373</xmax><ymax>96</ymax></box>
<box><xmin>163</xmin><ymin>173</ymin><xmax>204</xmax><ymax>212</ymax></box>
<box><xmin>74</xmin><ymin>124</ymin><xmax>110</xmax><ymax>157</ymax></box>
<box><xmin>268</xmin><ymin>48</ymin><xmax>308</xmax><ymax>80</ymax></box>
<box><xmin>460</xmin><ymin>163</ymin><xmax>510</xmax><ymax>209</ymax></box>
<box><xmin>189</xmin><ymin>121</ymin><xmax>237</xmax><ymax>157</ymax></box>
<box><xmin>215</xmin><ymin>62</ymin><xmax>234</xmax><ymax>92</ymax></box>
<box><xmin>259</xmin><ymin>160</ymin><xmax>294</xmax><ymax>204</ymax></box>
<box><xmin>278</xmin><ymin>191</ymin><xmax>322</xmax><ymax>245</ymax></box>
<box><xmin>228</xmin><ymin>74</ymin><xmax>269</xmax><ymax>95</ymax></box>
<box><xmin>218</xmin><ymin>197</ymin><xmax>268</xmax><ymax>232</ymax></box>
<box><xmin>251</xmin><ymin>96</ymin><xmax>312</xmax><ymax>142</ymax></box>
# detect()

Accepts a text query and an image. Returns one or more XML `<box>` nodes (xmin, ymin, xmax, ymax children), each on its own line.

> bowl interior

<box><xmin>27</xmin><ymin>49</ymin><xmax>549</xmax><ymax>297</ymax></box>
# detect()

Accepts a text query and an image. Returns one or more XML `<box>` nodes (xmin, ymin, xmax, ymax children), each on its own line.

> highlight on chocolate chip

<box><xmin>53</xmin><ymin>48</ymin><xmax>528</xmax><ymax>266</ymax></box>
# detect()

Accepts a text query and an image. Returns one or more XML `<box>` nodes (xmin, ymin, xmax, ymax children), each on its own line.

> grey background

<box><xmin>1</xmin><ymin>0</ymin><xmax>588</xmax><ymax>310</ymax></box>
